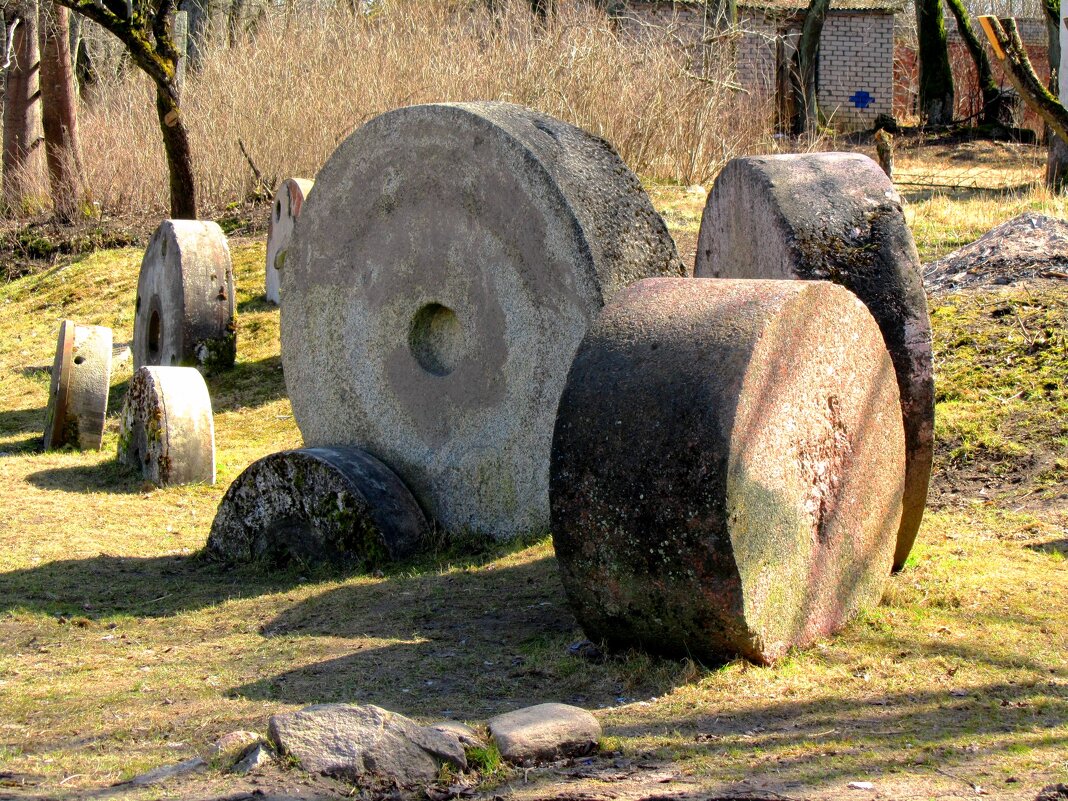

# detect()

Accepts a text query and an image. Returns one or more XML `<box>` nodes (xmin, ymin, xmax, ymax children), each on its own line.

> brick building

<box><xmin>735</xmin><ymin>0</ymin><xmax>903</xmax><ymax>129</ymax></box>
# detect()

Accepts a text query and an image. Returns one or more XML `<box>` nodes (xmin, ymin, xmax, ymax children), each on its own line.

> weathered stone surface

<box><xmin>487</xmin><ymin>703</ymin><xmax>600</xmax><ymax>764</ymax></box>
<box><xmin>207</xmin><ymin>446</ymin><xmax>428</xmax><ymax>568</ymax></box>
<box><xmin>266</xmin><ymin>178</ymin><xmax>313</xmax><ymax>305</ymax></box>
<box><xmin>126</xmin><ymin>756</ymin><xmax>206</xmax><ymax>786</ymax></box>
<box><xmin>281</xmin><ymin>102</ymin><xmax>684</xmax><ymax>541</ymax></box>
<box><xmin>230</xmin><ymin>742</ymin><xmax>275</xmax><ymax>775</ymax></box>
<box><xmin>551</xmin><ymin>278</ymin><xmax>905</xmax><ymax>665</ymax></box>
<box><xmin>118</xmin><ymin>366</ymin><xmax>215</xmax><ymax>486</ymax></box>
<box><xmin>924</xmin><ymin>213</ymin><xmax>1068</xmax><ymax>293</ymax></box>
<box><xmin>43</xmin><ymin>319</ymin><xmax>112</xmax><ymax>451</ymax></box>
<box><xmin>429</xmin><ymin>721</ymin><xmax>483</xmax><ymax>748</ymax></box>
<box><xmin>694</xmin><ymin>153</ymin><xmax>933</xmax><ymax>570</ymax></box>
<box><xmin>267</xmin><ymin>703</ymin><xmax>465</xmax><ymax>785</ymax></box>
<box><xmin>209</xmin><ymin>730</ymin><xmax>263</xmax><ymax>768</ymax></box>
<box><xmin>133</xmin><ymin>219</ymin><xmax>235</xmax><ymax>371</ymax></box>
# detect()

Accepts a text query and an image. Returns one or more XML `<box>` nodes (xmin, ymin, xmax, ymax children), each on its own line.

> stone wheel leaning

<box><xmin>207</xmin><ymin>446</ymin><xmax>428</xmax><ymax>568</ymax></box>
<box><xmin>266</xmin><ymin>178</ymin><xmax>313</xmax><ymax>305</ymax></box>
<box><xmin>133</xmin><ymin>220</ymin><xmax>236</xmax><ymax>371</ymax></box>
<box><xmin>281</xmin><ymin>102</ymin><xmax>684</xmax><ymax>540</ymax></box>
<box><xmin>43</xmin><ymin>319</ymin><xmax>113</xmax><ymax>451</ymax></box>
<box><xmin>694</xmin><ymin>153</ymin><xmax>934</xmax><ymax>570</ymax></box>
<box><xmin>118</xmin><ymin>366</ymin><xmax>216</xmax><ymax>486</ymax></box>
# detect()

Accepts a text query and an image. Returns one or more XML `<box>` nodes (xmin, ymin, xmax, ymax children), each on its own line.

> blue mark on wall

<box><xmin>849</xmin><ymin>91</ymin><xmax>874</xmax><ymax>109</ymax></box>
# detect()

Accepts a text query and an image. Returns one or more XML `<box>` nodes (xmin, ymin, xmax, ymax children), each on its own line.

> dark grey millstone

<box><xmin>693</xmin><ymin>152</ymin><xmax>934</xmax><ymax>571</ymax></box>
<box><xmin>281</xmin><ymin>101</ymin><xmax>684</xmax><ymax>542</ymax></box>
<box><xmin>550</xmin><ymin>278</ymin><xmax>905</xmax><ymax>666</ymax></box>
<box><xmin>267</xmin><ymin>703</ymin><xmax>466</xmax><ymax>785</ymax></box>
<box><xmin>207</xmin><ymin>446</ymin><xmax>428</xmax><ymax>568</ymax></box>
<box><xmin>133</xmin><ymin>220</ymin><xmax>235</xmax><ymax>371</ymax></box>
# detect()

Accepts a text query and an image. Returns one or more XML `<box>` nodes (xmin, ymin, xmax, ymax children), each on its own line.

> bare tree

<box><xmin>916</xmin><ymin>0</ymin><xmax>954</xmax><ymax>124</ymax></box>
<box><xmin>2</xmin><ymin>0</ymin><xmax>45</xmax><ymax>207</ymax></box>
<box><xmin>792</xmin><ymin>0</ymin><xmax>830</xmax><ymax>135</ymax></box>
<box><xmin>39</xmin><ymin>0</ymin><xmax>83</xmax><ymax>219</ymax></box>
<box><xmin>55</xmin><ymin>0</ymin><xmax>196</xmax><ymax>217</ymax></box>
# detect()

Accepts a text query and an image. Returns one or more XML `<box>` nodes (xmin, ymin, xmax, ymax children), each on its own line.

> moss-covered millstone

<box><xmin>281</xmin><ymin>102</ymin><xmax>684</xmax><ymax>541</ymax></box>
<box><xmin>133</xmin><ymin>220</ymin><xmax>236</xmax><ymax>371</ymax></box>
<box><xmin>118</xmin><ymin>366</ymin><xmax>215</xmax><ymax>486</ymax></box>
<box><xmin>265</xmin><ymin>178</ymin><xmax>313</xmax><ymax>305</ymax></box>
<box><xmin>43</xmin><ymin>319</ymin><xmax>113</xmax><ymax>451</ymax></box>
<box><xmin>550</xmin><ymin>278</ymin><xmax>905</xmax><ymax>666</ymax></box>
<box><xmin>693</xmin><ymin>153</ymin><xmax>933</xmax><ymax>571</ymax></box>
<box><xmin>207</xmin><ymin>446</ymin><xmax>429</xmax><ymax>569</ymax></box>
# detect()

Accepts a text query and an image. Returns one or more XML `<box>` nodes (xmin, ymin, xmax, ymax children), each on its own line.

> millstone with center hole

<box><xmin>133</xmin><ymin>220</ymin><xmax>236</xmax><ymax>371</ymax></box>
<box><xmin>43</xmin><ymin>319</ymin><xmax>113</xmax><ymax>450</ymax></box>
<box><xmin>266</xmin><ymin>178</ymin><xmax>313</xmax><ymax>305</ymax></box>
<box><xmin>207</xmin><ymin>446</ymin><xmax>428</xmax><ymax>568</ymax></box>
<box><xmin>693</xmin><ymin>153</ymin><xmax>933</xmax><ymax>570</ymax></box>
<box><xmin>281</xmin><ymin>102</ymin><xmax>684</xmax><ymax>540</ymax></box>
<box><xmin>550</xmin><ymin>278</ymin><xmax>905</xmax><ymax>665</ymax></box>
<box><xmin>118</xmin><ymin>366</ymin><xmax>215</xmax><ymax>486</ymax></box>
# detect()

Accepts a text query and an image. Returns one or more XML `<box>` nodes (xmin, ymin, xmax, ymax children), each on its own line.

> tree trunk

<box><xmin>39</xmin><ymin>0</ymin><xmax>83</xmax><ymax>221</ymax></box>
<box><xmin>792</xmin><ymin>0</ymin><xmax>830</xmax><ymax>136</ymax></box>
<box><xmin>943</xmin><ymin>0</ymin><xmax>1002</xmax><ymax>124</ymax></box>
<box><xmin>155</xmin><ymin>82</ymin><xmax>197</xmax><ymax>218</ymax></box>
<box><xmin>2</xmin><ymin>9</ymin><xmax>45</xmax><ymax>207</ymax></box>
<box><xmin>916</xmin><ymin>0</ymin><xmax>954</xmax><ymax>125</ymax></box>
<box><xmin>1043</xmin><ymin>0</ymin><xmax>1067</xmax><ymax>187</ymax></box>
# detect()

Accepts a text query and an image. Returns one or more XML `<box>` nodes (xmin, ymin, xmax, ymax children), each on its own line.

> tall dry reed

<box><xmin>77</xmin><ymin>0</ymin><xmax>775</xmax><ymax>218</ymax></box>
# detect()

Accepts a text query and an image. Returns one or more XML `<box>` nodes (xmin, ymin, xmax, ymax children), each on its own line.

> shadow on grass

<box><xmin>206</xmin><ymin>354</ymin><xmax>287</xmax><ymax>411</ymax></box>
<box><xmin>899</xmin><ymin>181</ymin><xmax>1038</xmax><ymax>206</ymax></box>
<box><xmin>0</xmin><ymin>405</ymin><xmax>46</xmax><ymax>437</ymax></box>
<box><xmin>0</xmin><ymin>551</ymin><xmax>314</xmax><ymax>619</ymax></box>
<box><xmin>0</xmin><ymin>434</ymin><xmax>42</xmax><ymax>456</ymax></box>
<box><xmin>1027</xmin><ymin>537</ymin><xmax>1068</xmax><ymax>557</ymax></box>
<box><xmin>237</xmin><ymin>294</ymin><xmax>277</xmax><ymax>314</ymax></box>
<box><xmin>25</xmin><ymin>459</ymin><xmax>142</xmax><ymax>493</ymax></box>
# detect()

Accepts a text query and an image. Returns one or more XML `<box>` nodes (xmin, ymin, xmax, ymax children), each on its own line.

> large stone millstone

<box><xmin>133</xmin><ymin>220</ymin><xmax>236</xmax><ymax>371</ymax></box>
<box><xmin>118</xmin><ymin>366</ymin><xmax>215</xmax><ymax>486</ymax></box>
<box><xmin>43</xmin><ymin>319</ymin><xmax>113</xmax><ymax>450</ymax></box>
<box><xmin>265</xmin><ymin>178</ymin><xmax>313</xmax><ymax>305</ymax></box>
<box><xmin>281</xmin><ymin>102</ymin><xmax>684</xmax><ymax>540</ymax></box>
<box><xmin>550</xmin><ymin>278</ymin><xmax>906</xmax><ymax>665</ymax></box>
<box><xmin>207</xmin><ymin>446</ymin><xmax>428</xmax><ymax>568</ymax></box>
<box><xmin>693</xmin><ymin>153</ymin><xmax>933</xmax><ymax>570</ymax></box>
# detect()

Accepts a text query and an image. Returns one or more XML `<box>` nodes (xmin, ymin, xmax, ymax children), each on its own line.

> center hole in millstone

<box><xmin>148</xmin><ymin>309</ymin><xmax>161</xmax><ymax>357</ymax></box>
<box><xmin>409</xmin><ymin>303</ymin><xmax>463</xmax><ymax>376</ymax></box>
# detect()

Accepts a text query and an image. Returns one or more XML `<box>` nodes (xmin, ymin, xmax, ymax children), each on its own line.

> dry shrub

<box><xmin>77</xmin><ymin>0</ymin><xmax>774</xmax><ymax>218</ymax></box>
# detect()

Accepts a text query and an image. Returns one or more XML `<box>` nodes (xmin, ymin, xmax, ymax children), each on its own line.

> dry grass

<box><xmin>0</xmin><ymin>168</ymin><xmax>1065</xmax><ymax>799</ymax></box>
<box><xmin>69</xmin><ymin>0</ymin><xmax>775</xmax><ymax>219</ymax></box>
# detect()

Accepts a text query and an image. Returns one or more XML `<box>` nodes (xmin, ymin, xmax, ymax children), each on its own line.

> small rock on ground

<box><xmin>488</xmin><ymin>703</ymin><xmax>600</xmax><ymax>765</ymax></box>
<box><xmin>231</xmin><ymin>742</ymin><xmax>276</xmax><ymax>776</ymax></box>
<box><xmin>429</xmin><ymin>720</ymin><xmax>484</xmax><ymax>748</ymax></box>
<box><xmin>210</xmin><ymin>730</ymin><xmax>264</xmax><ymax>768</ymax></box>
<box><xmin>126</xmin><ymin>755</ymin><xmax>206</xmax><ymax>786</ymax></box>
<box><xmin>268</xmin><ymin>703</ymin><xmax>466</xmax><ymax>785</ymax></box>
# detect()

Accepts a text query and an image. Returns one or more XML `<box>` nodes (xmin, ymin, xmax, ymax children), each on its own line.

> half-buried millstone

<box><xmin>207</xmin><ymin>446</ymin><xmax>428</xmax><ymax>568</ymax></box>
<box><xmin>118</xmin><ymin>366</ymin><xmax>215</xmax><ymax>486</ymax></box>
<box><xmin>133</xmin><ymin>220</ymin><xmax>236</xmax><ymax>371</ymax></box>
<box><xmin>281</xmin><ymin>102</ymin><xmax>684</xmax><ymax>541</ymax></box>
<box><xmin>693</xmin><ymin>153</ymin><xmax>933</xmax><ymax>571</ymax></box>
<box><xmin>550</xmin><ymin>278</ymin><xmax>905</xmax><ymax>666</ymax></box>
<box><xmin>43</xmin><ymin>319</ymin><xmax>113</xmax><ymax>450</ymax></box>
<box><xmin>265</xmin><ymin>178</ymin><xmax>313</xmax><ymax>305</ymax></box>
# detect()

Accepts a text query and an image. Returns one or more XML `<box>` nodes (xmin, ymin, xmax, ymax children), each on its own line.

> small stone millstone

<box><xmin>207</xmin><ymin>446</ymin><xmax>428</xmax><ymax>568</ymax></box>
<box><xmin>281</xmin><ymin>102</ymin><xmax>684</xmax><ymax>541</ymax></box>
<box><xmin>265</xmin><ymin>178</ymin><xmax>313</xmax><ymax>305</ymax></box>
<box><xmin>487</xmin><ymin>703</ymin><xmax>600</xmax><ymax>764</ymax></box>
<box><xmin>133</xmin><ymin>219</ymin><xmax>236</xmax><ymax>370</ymax></box>
<box><xmin>268</xmin><ymin>703</ymin><xmax>466</xmax><ymax>786</ymax></box>
<box><xmin>118</xmin><ymin>366</ymin><xmax>215</xmax><ymax>486</ymax></box>
<box><xmin>43</xmin><ymin>319</ymin><xmax>112</xmax><ymax>450</ymax></box>
<box><xmin>693</xmin><ymin>153</ymin><xmax>933</xmax><ymax>571</ymax></box>
<box><xmin>550</xmin><ymin>278</ymin><xmax>905</xmax><ymax>665</ymax></box>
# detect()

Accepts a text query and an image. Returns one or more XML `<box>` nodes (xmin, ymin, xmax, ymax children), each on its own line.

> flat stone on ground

<box><xmin>487</xmin><ymin>703</ymin><xmax>600</xmax><ymax>764</ymax></box>
<box><xmin>268</xmin><ymin>703</ymin><xmax>465</xmax><ymax>786</ymax></box>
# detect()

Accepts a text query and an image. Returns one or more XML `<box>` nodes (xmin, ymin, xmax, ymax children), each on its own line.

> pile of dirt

<box><xmin>924</xmin><ymin>213</ymin><xmax>1068</xmax><ymax>293</ymax></box>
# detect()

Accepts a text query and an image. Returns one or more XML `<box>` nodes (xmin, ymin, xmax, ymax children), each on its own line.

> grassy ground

<box><xmin>0</xmin><ymin>146</ymin><xmax>1065</xmax><ymax>801</ymax></box>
